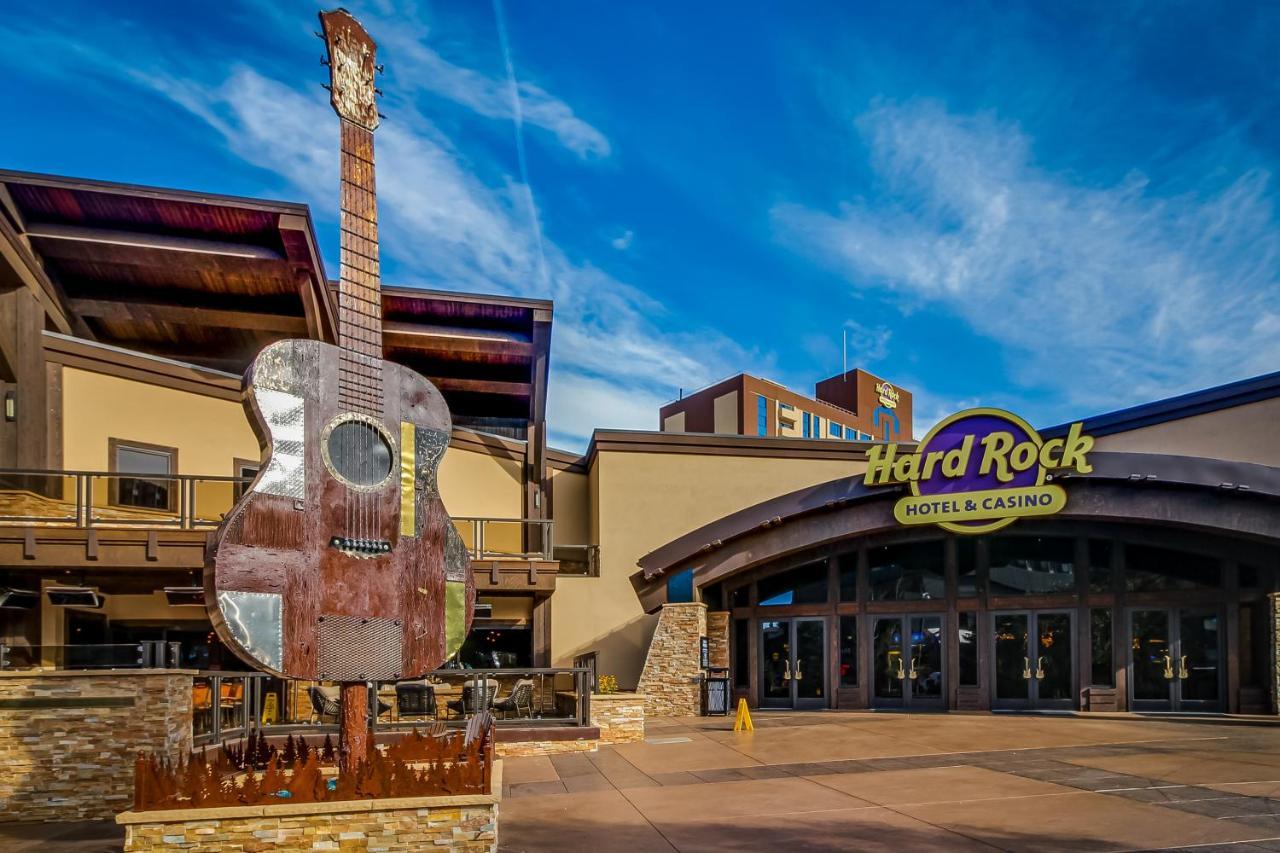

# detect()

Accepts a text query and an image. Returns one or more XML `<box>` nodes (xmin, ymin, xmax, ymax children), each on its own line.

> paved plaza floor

<box><xmin>498</xmin><ymin>712</ymin><xmax>1280</xmax><ymax>852</ymax></box>
<box><xmin>9</xmin><ymin>712</ymin><xmax>1280</xmax><ymax>851</ymax></box>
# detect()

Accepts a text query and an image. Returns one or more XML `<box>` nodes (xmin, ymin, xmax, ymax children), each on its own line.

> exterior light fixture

<box><xmin>0</xmin><ymin>587</ymin><xmax>39</xmax><ymax>609</ymax></box>
<box><xmin>3</xmin><ymin>391</ymin><xmax>14</xmax><ymax>422</ymax></box>
<box><xmin>46</xmin><ymin>586</ymin><xmax>104</xmax><ymax>608</ymax></box>
<box><xmin>162</xmin><ymin>586</ymin><xmax>206</xmax><ymax>606</ymax></box>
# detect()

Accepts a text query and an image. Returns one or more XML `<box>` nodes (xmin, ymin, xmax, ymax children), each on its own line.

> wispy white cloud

<box><xmin>842</xmin><ymin>318</ymin><xmax>891</xmax><ymax>364</ymax></box>
<box><xmin>0</xmin><ymin>8</ymin><xmax>745</xmax><ymax>448</ymax></box>
<box><xmin>775</xmin><ymin>100</ymin><xmax>1280</xmax><ymax>416</ymax></box>
<box><xmin>610</xmin><ymin>229</ymin><xmax>634</xmax><ymax>251</ymax></box>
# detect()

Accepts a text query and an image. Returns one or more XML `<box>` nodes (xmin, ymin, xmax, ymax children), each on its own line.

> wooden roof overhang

<box><xmin>630</xmin><ymin>452</ymin><xmax>1280</xmax><ymax>612</ymax></box>
<box><xmin>0</xmin><ymin>170</ymin><xmax>336</xmax><ymax>373</ymax></box>
<box><xmin>375</xmin><ymin>284</ymin><xmax>552</xmax><ymax>433</ymax></box>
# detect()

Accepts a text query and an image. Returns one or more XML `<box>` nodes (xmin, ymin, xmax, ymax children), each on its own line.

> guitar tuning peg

<box><xmin>374</xmin><ymin>88</ymin><xmax>384</xmax><ymax>97</ymax></box>
<box><xmin>378</xmin><ymin>112</ymin><xmax>387</xmax><ymax>120</ymax></box>
<box><xmin>322</xmin><ymin>83</ymin><xmax>332</xmax><ymax>92</ymax></box>
<box><xmin>375</xmin><ymin>64</ymin><xmax>385</xmax><ymax>74</ymax></box>
<box><xmin>321</xmin><ymin>56</ymin><xmax>330</xmax><ymax>66</ymax></box>
<box><xmin>315</xmin><ymin>30</ymin><xmax>326</xmax><ymax>39</ymax></box>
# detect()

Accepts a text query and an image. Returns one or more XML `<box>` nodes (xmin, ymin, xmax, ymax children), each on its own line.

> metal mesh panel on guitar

<box><xmin>316</xmin><ymin>615</ymin><xmax>402</xmax><ymax>681</ymax></box>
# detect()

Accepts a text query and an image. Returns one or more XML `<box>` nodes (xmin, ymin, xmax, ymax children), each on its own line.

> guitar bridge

<box><xmin>330</xmin><ymin>536</ymin><xmax>392</xmax><ymax>558</ymax></box>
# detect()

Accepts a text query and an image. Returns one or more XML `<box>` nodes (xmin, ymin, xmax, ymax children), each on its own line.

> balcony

<box><xmin>0</xmin><ymin>468</ymin><xmax>561</xmax><ymax>587</ymax></box>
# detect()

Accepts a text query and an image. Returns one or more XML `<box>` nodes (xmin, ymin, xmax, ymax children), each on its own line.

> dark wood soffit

<box><xmin>0</xmin><ymin>200</ymin><xmax>75</xmax><ymax>335</ymax></box>
<box><xmin>69</xmin><ymin>298</ymin><xmax>309</xmax><ymax>334</ymax></box>
<box><xmin>42</xmin><ymin>331</ymin><xmax>242</xmax><ymax>401</ymax></box>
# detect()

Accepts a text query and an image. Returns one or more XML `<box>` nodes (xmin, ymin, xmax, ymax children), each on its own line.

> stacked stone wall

<box><xmin>589</xmin><ymin>692</ymin><xmax>645</xmax><ymax>743</ymax></box>
<box><xmin>119</xmin><ymin>786</ymin><xmax>500</xmax><ymax>852</ymax></box>
<box><xmin>0</xmin><ymin>670</ymin><xmax>192</xmax><ymax>822</ymax></box>
<box><xmin>706</xmin><ymin>611</ymin><xmax>730</xmax><ymax>670</ymax></box>
<box><xmin>636</xmin><ymin>602</ymin><xmax>706</xmax><ymax>717</ymax></box>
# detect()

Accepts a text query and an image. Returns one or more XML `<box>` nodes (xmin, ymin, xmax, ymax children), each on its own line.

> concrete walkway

<box><xmin>499</xmin><ymin>712</ymin><xmax>1280</xmax><ymax>852</ymax></box>
<box><xmin>8</xmin><ymin>712</ymin><xmax>1280</xmax><ymax>851</ymax></box>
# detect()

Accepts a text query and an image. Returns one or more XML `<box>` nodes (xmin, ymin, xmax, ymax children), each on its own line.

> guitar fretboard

<box><xmin>337</xmin><ymin>119</ymin><xmax>383</xmax><ymax>415</ymax></box>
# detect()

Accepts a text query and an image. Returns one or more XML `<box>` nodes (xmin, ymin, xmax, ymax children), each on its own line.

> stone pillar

<box><xmin>589</xmin><ymin>692</ymin><xmax>645</xmax><ymax>743</ymax></box>
<box><xmin>636</xmin><ymin>602</ymin><xmax>706</xmax><ymax>717</ymax></box>
<box><xmin>706</xmin><ymin>611</ymin><xmax>730</xmax><ymax>670</ymax></box>
<box><xmin>1270</xmin><ymin>593</ymin><xmax>1280</xmax><ymax>715</ymax></box>
<box><xmin>0</xmin><ymin>669</ymin><xmax>193</xmax><ymax>822</ymax></box>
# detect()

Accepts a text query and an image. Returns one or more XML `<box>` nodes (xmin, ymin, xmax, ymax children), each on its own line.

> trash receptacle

<box><xmin>703</xmin><ymin>667</ymin><xmax>730</xmax><ymax>716</ymax></box>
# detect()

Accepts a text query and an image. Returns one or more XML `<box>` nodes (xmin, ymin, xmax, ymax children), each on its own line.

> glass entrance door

<box><xmin>872</xmin><ymin>614</ymin><xmax>945</xmax><ymax>710</ymax></box>
<box><xmin>1130</xmin><ymin>608</ymin><xmax>1222</xmax><ymax>711</ymax></box>
<box><xmin>759</xmin><ymin>618</ymin><xmax>827</xmax><ymax>709</ymax></box>
<box><xmin>992</xmin><ymin>611</ymin><xmax>1074</xmax><ymax>710</ymax></box>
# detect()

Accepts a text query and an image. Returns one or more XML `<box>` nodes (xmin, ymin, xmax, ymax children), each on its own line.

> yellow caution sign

<box><xmin>732</xmin><ymin>698</ymin><xmax>753</xmax><ymax>732</ymax></box>
<box><xmin>262</xmin><ymin>692</ymin><xmax>279</xmax><ymax>725</ymax></box>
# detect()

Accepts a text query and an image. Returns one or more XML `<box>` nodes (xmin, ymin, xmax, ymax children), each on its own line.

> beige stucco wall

<box><xmin>437</xmin><ymin>446</ymin><xmax>523</xmax><ymax>519</ymax></box>
<box><xmin>549</xmin><ymin>467</ymin><xmax>590</xmax><ymax>546</ymax></box>
<box><xmin>713</xmin><ymin>391</ymin><xmax>739</xmax><ymax>434</ymax></box>
<box><xmin>1091</xmin><ymin>398</ymin><xmax>1280</xmax><ymax>467</ymax></box>
<box><xmin>61</xmin><ymin>367</ymin><xmax>257</xmax><ymax>475</ymax></box>
<box><xmin>551</xmin><ymin>450</ymin><xmax>867</xmax><ymax>687</ymax></box>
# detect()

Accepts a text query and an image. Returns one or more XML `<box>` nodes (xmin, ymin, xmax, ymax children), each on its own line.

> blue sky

<box><xmin>2</xmin><ymin>1</ymin><xmax>1278</xmax><ymax>449</ymax></box>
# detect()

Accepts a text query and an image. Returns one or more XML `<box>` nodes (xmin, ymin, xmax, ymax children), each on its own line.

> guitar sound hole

<box><xmin>326</xmin><ymin>420</ymin><xmax>393</xmax><ymax>487</ymax></box>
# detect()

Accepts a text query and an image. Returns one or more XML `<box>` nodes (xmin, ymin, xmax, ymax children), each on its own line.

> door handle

<box><xmin>895</xmin><ymin>657</ymin><xmax>906</xmax><ymax>680</ymax></box>
<box><xmin>908</xmin><ymin>657</ymin><xmax>918</xmax><ymax>680</ymax></box>
<box><xmin>1022</xmin><ymin>656</ymin><xmax>1031</xmax><ymax>680</ymax></box>
<box><xmin>1178</xmin><ymin>655</ymin><xmax>1189</xmax><ymax>680</ymax></box>
<box><xmin>1162</xmin><ymin>654</ymin><xmax>1174</xmax><ymax>679</ymax></box>
<box><xmin>783</xmin><ymin>661</ymin><xmax>791</xmax><ymax>681</ymax></box>
<box><xmin>1035</xmin><ymin>656</ymin><xmax>1046</xmax><ymax>680</ymax></box>
<box><xmin>795</xmin><ymin>660</ymin><xmax>803</xmax><ymax>681</ymax></box>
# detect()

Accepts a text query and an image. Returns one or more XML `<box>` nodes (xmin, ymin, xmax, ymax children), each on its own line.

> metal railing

<box><xmin>0</xmin><ymin>641</ymin><xmax>181</xmax><ymax>670</ymax></box>
<box><xmin>0</xmin><ymin>469</ymin><xmax>561</xmax><ymax>560</ymax></box>
<box><xmin>0</xmin><ymin>468</ymin><xmax>251</xmax><ymax>530</ymax></box>
<box><xmin>192</xmin><ymin>667</ymin><xmax>593</xmax><ymax>747</ymax></box>
<box><xmin>452</xmin><ymin>516</ymin><xmax>554</xmax><ymax>561</ymax></box>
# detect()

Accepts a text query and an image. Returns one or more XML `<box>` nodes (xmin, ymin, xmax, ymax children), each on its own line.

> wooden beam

<box><xmin>68</xmin><ymin>297</ymin><xmax>307</xmax><ymax>333</ymax></box>
<box><xmin>25</xmin><ymin>223</ymin><xmax>283</xmax><ymax>260</ymax></box>
<box><xmin>431</xmin><ymin>377</ymin><xmax>532</xmax><ymax>397</ymax></box>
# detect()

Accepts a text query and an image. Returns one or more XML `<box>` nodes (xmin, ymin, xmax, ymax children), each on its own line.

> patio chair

<box><xmin>464</xmin><ymin>710</ymin><xmax>494</xmax><ymax>749</ymax></box>
<box><xmin>395</xmin><ymin>682</ymin><xmax>436</xmax><ymax>718</ymax></box>
<box><xmin>446</xmin><ymin>679</ymin><xmax>497</xmax><ymax>718</ymax></box>
<box><xmin>491</xmin><ymin>678</ymin><xmax>535</xmax><ymax>720</ymax></box>
<box><xmin>308</xmin><ymin>686</ymin><xmax>340</xmax><ymax>723</ymax></box>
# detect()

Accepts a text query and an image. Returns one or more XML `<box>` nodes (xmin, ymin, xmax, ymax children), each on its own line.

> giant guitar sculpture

<box><xmin>206</xmin><ymin>8</ymin><xmax>473</xmax><ymax>765</ymax></box>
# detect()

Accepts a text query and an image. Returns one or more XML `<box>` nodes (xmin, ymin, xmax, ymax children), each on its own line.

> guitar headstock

<box><xmin>319</xmin><ymin>8</ymin><xmax>380</xmax><ymax>131</ymax></box>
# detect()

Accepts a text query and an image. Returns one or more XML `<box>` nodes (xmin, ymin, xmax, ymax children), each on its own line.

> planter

<box><xmin>116</xmin><ymin>762</ymin><xmax>502</xmax><ymax>852</ymax></box>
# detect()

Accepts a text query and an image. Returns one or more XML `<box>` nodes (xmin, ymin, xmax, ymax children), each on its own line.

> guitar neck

<box><xmin>337</xmin><ymin>119</ymin><xmax>383</xmax><ymax>413</ymax></box>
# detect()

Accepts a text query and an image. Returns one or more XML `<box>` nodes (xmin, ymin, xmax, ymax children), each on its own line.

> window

<box><xmin>1088</xmin><ymin>539</ymin><xmax>1113</xmax><ymax>593</ymax></box>
<box><xmin>667</xmin><ymin>569</ymin><xmax>695</xmax><ymax>603</ymax></box>
<box><xmin>839</xmin><ymin>616</ymin><xmax>857</xmax><ymax>687</ymax></box>
<box><xmin>233</xmin><ymin>458</ymin><xmax>260</xmax><ymax>501</ymax></box>
<box><xmin>733</xmin><ymin>619</ymin><xmax>750</xmax><ymax>688</ymax></box>
<box><xmin>830</xmin><ymin>423</ymin><xmax>843</xmax><ymax>439</ymax></box>
<box><xmin>802</xmin><ymin>412</ymin><xmax>812</xmax><ymax>437</ymax></box>
<box><xmin>868</xmin><ymin>541</ymin><xmax>945</xmax><ymax>600</ymax></box>
<box><xmin>756</xmin><ymin>395</ymin><xmax>768</xmax><ymax>436</ymax></box>
<box><xmin>1090</xmin><ymin>609</ymin><xmax>1113</xmax><ymax>686</ymax></box>
<box><xmin>956</xmin><ymin>538</ymin><xmax>978</xmax><ymax>597</ymax></box>
<box><xmin>1238</xmin><ymin>563</ymin><xmax>1262</xmax><ymax>589</ymax></box>
<box><xmin>958</xmin><ymin>612</ymin><xmax>978</xmax><ymax>685</ymax></box>
<box><xmin>758</xmin><ymin>561</ymin><xmax>828</xmax><ymax>606</ymax></box>
<box><xmin>838</xmin><ymin>552</ymin><xmax>858</xmax><ymax>601</ymax></box>
<box><xmin>455</xmin><ymin>626</ymin><xmax>531</xmax><ymax>668</ymax></box>
<box><xmin>110</xmin><ymin>439</ymin><xmax>177</xmax><ymax>511</ymax></box>
<box><xmin>1125</xmin><ymin>544</ymin><xmax>1220</xmax><ymax>591</ymax></box>
<box><xmin>987</xmin><ymin>536</ymin><xmax>1075</xmax><ymax>595</ymax></box>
